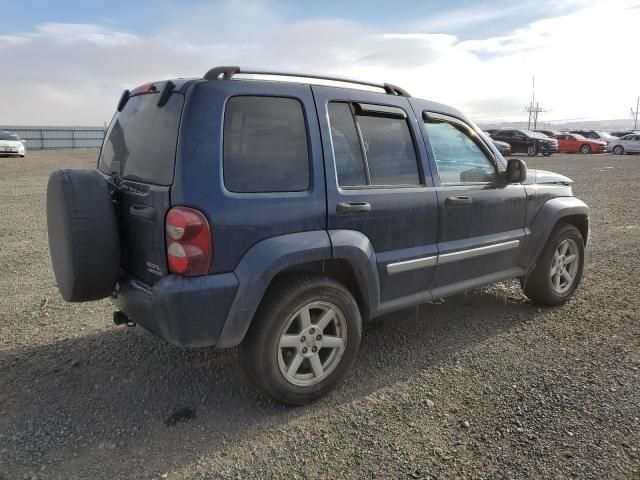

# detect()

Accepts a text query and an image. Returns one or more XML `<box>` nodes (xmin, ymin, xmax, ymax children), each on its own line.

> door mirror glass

<box><xmin>506</xmin><ymin>158</ymin><xmax>527</xmax><ymax>183</ymax></box>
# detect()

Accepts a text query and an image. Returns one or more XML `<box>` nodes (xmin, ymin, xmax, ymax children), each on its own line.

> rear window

<box><xmin>98</xmin><ymin>93</ymin><xmax>184</xmax><ymax>185</ymax></box>
<box><xmin>223</xmin><ymin>96</ymin><xmax>310</xmax><ymax>193</ymax></box>
<box><xmin>327</xmin><ymin>101</ymin><xmax>420</xmax><ymax>187</ymax></box>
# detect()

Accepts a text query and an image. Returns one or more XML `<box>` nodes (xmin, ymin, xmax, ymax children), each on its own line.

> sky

<box><xmin>1</xmin><ymin>0</ymin><xmax>639</xmax><ymax>126</ymax></box>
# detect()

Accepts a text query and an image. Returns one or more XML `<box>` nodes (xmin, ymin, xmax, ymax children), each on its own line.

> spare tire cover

<box><xmin>47</xmin><ymin>169</ymin><xmax>119</xmax><ymax>302</ymax></box>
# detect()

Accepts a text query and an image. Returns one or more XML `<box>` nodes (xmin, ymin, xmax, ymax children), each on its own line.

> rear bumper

<box><xmin>113</xmin><ymin>272</ymin><xmax>238</xmax><ymax>348</ymax></box>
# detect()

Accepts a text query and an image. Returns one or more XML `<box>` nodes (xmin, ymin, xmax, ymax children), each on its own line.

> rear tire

<box><xmin>580</xmin><ymin>144</ymin><xmax>592</xmax><ymax>154</ymax></box>
<box><xmin>243</xmin><ymin>275</ymin><xmax>361</xmax><ymax>405</ymax></box>
<box><xmin>522</xmin><ymin>224</ymin><xmax>584</xmax><ymax>306</ymax></box>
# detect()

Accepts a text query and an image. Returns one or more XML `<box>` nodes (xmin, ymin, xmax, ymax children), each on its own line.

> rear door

<box><xmin>628</xmin><ymin>135</ymin><xmax>640</xmax><ymax>152</ymax></box>
<box><xmin>98</xmin><ymin>83</ymin><xmax>184</xmax><ymax>284</ymax></box>
<box><xmin>415</xmin><ymin>107</ymin><xmax>527</xmax><ymax>289</ymax></box>
<box><xmin>313</xmin><ymin>86</ymin><xmax>439</xmax><ymax>304</ymax></box>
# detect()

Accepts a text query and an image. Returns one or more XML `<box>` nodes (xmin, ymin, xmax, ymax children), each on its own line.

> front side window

<box><xmin>423</xmin><ymin>116</ymin><xmax>497</xmax><ymax>184</ymax></box>
<box><xmin>327</xmin><ymin>102</ymin><xmax>420</xmax><ymax>187</ymax></box>
<box><xmin>223</xmin><ymin>96</ymin><xmax>309</xmax><ymax>193</ymax></box>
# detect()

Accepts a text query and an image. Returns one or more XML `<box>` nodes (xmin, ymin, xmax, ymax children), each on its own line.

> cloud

<box><xmin>0</xmin><ymin>0</ymin><xmax>638</xmax><ymax>125</ymax></box>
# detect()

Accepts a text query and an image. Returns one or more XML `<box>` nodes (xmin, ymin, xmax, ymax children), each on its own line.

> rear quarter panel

<box><xmin>172</xmin><ymin>80</ymin><xmax>327</xmax><ymax>274</ymax></box>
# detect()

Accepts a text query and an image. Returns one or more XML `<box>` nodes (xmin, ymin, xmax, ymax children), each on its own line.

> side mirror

<box><xmin>505</xmin><ymin>158</ymin><xmax>527</xmax><ymax>183</ymax></box>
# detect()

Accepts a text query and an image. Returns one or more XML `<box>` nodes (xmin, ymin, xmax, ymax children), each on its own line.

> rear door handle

<box><xmin>336</xmin><ymin>201</ymin><xmax>371</xmax><ymax>214</ymax></box>
<box><xmin>129</xmin><ymin>204</ymin><xmax>157</xmax><ymax>221</ymax></box>
<box><xmin>446</xmin><ymin>195</ymin><xmax>473</xmax><ymax>207</ymax></box>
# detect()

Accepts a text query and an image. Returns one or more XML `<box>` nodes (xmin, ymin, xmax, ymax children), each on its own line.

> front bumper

<box><xmin>0</xmin><ymin>148</ymin><xmax>23</xmax><ymax>155</ymax></box>
<box><xmin>113</xmin><ymin>272</ymin><xmax>238</xmax><ymax>347</ymax></box>
<box><xmin>539</xmin><ymin>143</ymin><xmax>558</xmax><ymax>153</ymax></box>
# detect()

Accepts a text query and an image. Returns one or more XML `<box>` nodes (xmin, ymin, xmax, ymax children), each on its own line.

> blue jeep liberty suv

<box><xmin>46</xmin><ymin>66</ymin><xmax>589</xmax><ymax>404</ymax></box>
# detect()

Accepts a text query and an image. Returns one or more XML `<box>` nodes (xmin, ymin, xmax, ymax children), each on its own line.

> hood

<box><xmin>526</xmin><ymin>169</ymin><xmax>573</xmax><ymax>186</ymax></box>
<box><xmin>0</xmin><ymin>140</ymin><xmax>23</xmax><ymax>147</ymax></box>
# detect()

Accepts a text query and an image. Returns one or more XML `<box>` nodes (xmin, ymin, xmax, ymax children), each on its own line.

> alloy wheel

<box><xmin>550</xmin><ymin>238</ymin><xmax>580</xmax><ymax>294</ymax></box>
<box><xmin>277</xmin><ymin>301</ymin><xmax>348</xmax><ymax>387</ymax></box>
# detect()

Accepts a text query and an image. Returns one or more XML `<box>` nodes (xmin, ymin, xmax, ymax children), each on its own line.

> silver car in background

<box><xmin>0</xmin><ymin>131</ymin><xmax>26</xmax><ymax>157</ymax></box>
<box><xmin>608</xmin><ymin>134</ymin><xmax>640</xmax><ymax>155</ymax></box>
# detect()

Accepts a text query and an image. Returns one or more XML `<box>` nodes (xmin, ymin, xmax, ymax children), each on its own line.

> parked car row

<box><xmin>485</xmin><ymin>127</ymin><xmax>640</xmax><ymax>156</ymax></box>
<box><xmin>0</xmin><ymin>131</ymin><xmax>26</xmax><ymax>157</ymax></box>
<box><xmin>485</xmin><ymin>129</ymin><xmax>559</xmax><ymax>157</ymax></box>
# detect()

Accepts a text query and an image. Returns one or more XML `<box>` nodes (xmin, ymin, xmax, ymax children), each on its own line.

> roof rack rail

<box><xmin>203</xmin><ymin>66</ymin><xmax>410</xmax><ymax>97</ymax></box>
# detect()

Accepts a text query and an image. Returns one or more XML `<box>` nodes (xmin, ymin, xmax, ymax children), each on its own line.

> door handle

<box><xmin>336</xmin><ymin>201</ymin><xmax>371</xmax><ymax>214</ymax></box>
<box><xmin>129</xmin><ymin>204</ymin><xmax>157</xmax><ymax>221</ymax></box>
<box><xmin>446</xmin><ymin>195</ymin><xmax>473</xmax><ymax>207</ymax></box>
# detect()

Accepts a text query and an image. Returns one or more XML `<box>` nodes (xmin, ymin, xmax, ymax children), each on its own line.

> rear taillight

<box><xmin>165</xmin><ymin>207</ymin><xmax>212</xmax><ymax>276</ymax></box>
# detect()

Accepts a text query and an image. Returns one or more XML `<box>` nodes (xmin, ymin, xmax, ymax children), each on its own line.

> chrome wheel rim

<box><xmin>277</xmin><ymin>301</ymin><xmax>347</xmax><ymax>387</ymax></box>
<box><xmin>550</xmin><ymin>239</ymin><xmax>579</xmax><ymax>294</ymax></box>
<box><xmin>527</xmin><ymin>146</ymin><xmax>536</xmax><ymax>155</ymax></box>
<box><xmin>614</xmin><ymin>146</ymin><xmax>623</xmax><ymax>155</ymax></box>
<box><xmin>581</xmin><ymin>145</ymin><xmax>590</xmax><ymax>153</ymax></box>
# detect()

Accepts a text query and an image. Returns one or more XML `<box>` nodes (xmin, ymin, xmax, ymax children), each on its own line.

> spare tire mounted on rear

<box><xmin>47</xmin><ymin>169</ymin><xmax>120</xmax><ymax>302</ymax></box>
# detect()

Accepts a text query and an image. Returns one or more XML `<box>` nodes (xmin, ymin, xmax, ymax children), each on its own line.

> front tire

<box><xmin>527</xmin><ymin>145</ymin><xmax>538</xmax><ymax>156</ymax></box>
<box><xmin>580</xmin><ymin>144</ymin><xmax>592</xmax><ymax>154</ymax></box>
<box><xmin>613</xmin><ymin>145</ymin><xmax>624</xmax><ymax>155</ymax></box>
<box><xmin>243</xmin><ymin>275</ymin><xmax>362</xmax><ymax>405</ymax></box>
<box><xmin>522</xmin><ymin>224</ymin><xmax>585</xmax><ymax>306</ymax></box>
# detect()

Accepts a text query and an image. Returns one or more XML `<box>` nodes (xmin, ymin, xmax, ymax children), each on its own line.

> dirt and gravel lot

<box><xmin>1</xmin><ymin>149</ymin><xmax>639</xmax><ymax>480</ymax></box>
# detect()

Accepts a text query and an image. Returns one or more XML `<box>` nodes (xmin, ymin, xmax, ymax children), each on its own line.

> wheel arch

<box><xmin>520</xmin><ymin>197</ymin><xmax>589</xmax><ymax>271</ymax></box>
<box><xmin>216</xmin><ymin>230</ymin><xmax>379</xmax><ymax>348</ymax></box>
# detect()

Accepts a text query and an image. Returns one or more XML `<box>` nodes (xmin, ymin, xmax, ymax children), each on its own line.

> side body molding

<box><xmin>216</xmin><ymin>231</ymin><xmax>332</xmax><ymax>348</ymax></box>
<box><xmin>328</xmin><ymin>230</ymin><xmax>381</xmax><ymax>319</ymax></box>
<box><xmin>519</xmin><ymin>196</ymin><xmax>589</xmax><ymax>270</ymax></box>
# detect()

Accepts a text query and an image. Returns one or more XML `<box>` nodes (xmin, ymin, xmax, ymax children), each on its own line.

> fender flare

<box><xmin>216</xmin><ymin>231</ymin><xmax>332</xmax><ymax>348</ymax></box>
<box><xmin>328</xmin><ymin>230</ymin><xmax>381</xmax><ymax>318</ymax></box>
<box><xmin>216</xmin><ymin>229</ymin><xmax>381</xmax><ymax>348</ymax></box>
<box><xmin>520</xmin><ymin>196</ymin><xmax>589</xmax><ymax>270</ymax></box>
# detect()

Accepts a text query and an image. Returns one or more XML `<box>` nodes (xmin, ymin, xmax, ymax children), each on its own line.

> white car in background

<box><xmin>0</xmin><ymin>131</ymin><xmax>26</xmax><ymax>157</ymax></box>
<box><xmin>608</xmin><ymin>134</ymin><xmax>640</xmax><ymax>155</ymax></box>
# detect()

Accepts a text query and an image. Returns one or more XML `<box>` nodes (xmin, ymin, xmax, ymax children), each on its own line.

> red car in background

<box><xmin>553</xmin><ymin>133</ymin><xmax>607</xmax><ymax>154</ymax></box>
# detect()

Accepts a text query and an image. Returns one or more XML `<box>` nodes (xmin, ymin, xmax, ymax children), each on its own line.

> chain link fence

<box><xmin>0</xmin><ymin>126</ymin><xmax>105</xmax><ymax>150</ymax></box>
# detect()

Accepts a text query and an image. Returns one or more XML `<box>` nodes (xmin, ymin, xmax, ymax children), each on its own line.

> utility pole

<box><xmin>525</xmin><ymin>76</ymin><xmax>545</xmax><ymax>130</ymax></box>
<box><xmin>633</xmin><ymin>96</ymin><xmax>639</xmax><ymax>130</ymax></box>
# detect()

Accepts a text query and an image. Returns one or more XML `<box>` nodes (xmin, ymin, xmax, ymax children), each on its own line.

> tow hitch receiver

<box><xmin>113</xmin><ymin>311</ymin><xmax>136</xmax><ymax>327</ymax></box>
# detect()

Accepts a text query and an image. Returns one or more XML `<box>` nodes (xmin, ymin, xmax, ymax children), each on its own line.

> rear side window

<box><xmin>223</xmin><ymin>96</ymin><xmax>309</xmax><ymax>193</ymax></box>
<box><xmin>327</xmin><ymin>102</ymin><xmax>420</xmax><ymax>187</ymax></box>
<box><xmin>99</xmin><ymin>93</ymin><xmax>184</xmax><ymax>185</ymax></box>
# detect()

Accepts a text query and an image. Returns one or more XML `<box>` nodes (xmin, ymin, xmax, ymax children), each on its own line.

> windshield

<box><xmin>0</xmin><ymin>132</ymin><xmax>20</xmax><ymax>141</ymax></box>
<box><xmin>594</xmin><ymin>131</ymin><xmax>613</xmax><ymax>138</ymax></box>
<box><xmin>523</xmin><ymin>130</ymin><xmax>549</xmax><ymax>139</ymax></box>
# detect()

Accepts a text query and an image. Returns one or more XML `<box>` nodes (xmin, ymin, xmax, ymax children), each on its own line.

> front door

<box><xmin>312</xmin><ymin>86</ymin><xmax>439</xmax><ymax>304</ymax></box>
<box><xmin>413</xmin><ymin>106</ymin><xmax>528</xmax><ymax>289</ymax></box>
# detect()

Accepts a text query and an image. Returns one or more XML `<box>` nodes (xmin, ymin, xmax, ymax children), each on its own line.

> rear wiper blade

<box><xmin>117</xmin><ymin>90</ymin><xmax>130</xmax><ymax>112</ymax></box>
<box><xmin>157</xmin><ymin>80</ymin><xmax>175</xmax><ymax>108</ymax></box>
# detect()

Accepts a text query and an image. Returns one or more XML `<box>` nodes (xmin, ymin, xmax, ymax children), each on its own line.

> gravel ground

<box><xmin>1</xmin><ymin>150</ymin><xmax>639</xmax><ymax>480</ymax></box>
